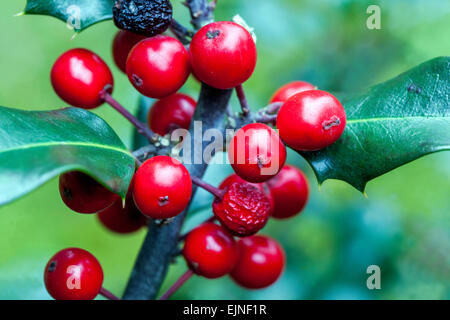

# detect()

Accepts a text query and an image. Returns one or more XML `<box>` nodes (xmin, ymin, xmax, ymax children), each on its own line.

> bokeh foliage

<box><xmin>0</xmin><ymin>0</ymin><xmax>448</xmax><ymax>299</ymax></box>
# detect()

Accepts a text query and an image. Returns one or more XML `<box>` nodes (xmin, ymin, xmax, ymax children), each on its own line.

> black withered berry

<box><xmin>113</xmin><ymin>0</ymin><xmax>173</xmax><ymax>37</ymax></box>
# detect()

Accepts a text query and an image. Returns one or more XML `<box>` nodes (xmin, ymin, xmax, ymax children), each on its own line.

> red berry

<box><xmin>183</xmin><ymin>223</ymin><xmax>238</xmax><ymax>278</ymax></box>
<box><xmin>148</xmin><ymin>93</ymin><xmax>196</xmax><ymax>136</ymax></box>
<box><xmin>231</xmin><ymin>235</ymin><xmax>285</xmax><ymax>289</ymax></box>
<box><xmin>126</xmin><ymin>35</ymin><xmax>190</xmax><ymax>98</ymax></box>
<box><xmin>133</xmin><ymin>156</ymin><xmax>192</xmax><ymax>219</ymax></box>
<box><xmin>277</xmin><ymin>90</ymin><xmax>347</xmax><ymax>151</ymax></box>
<box><xmin>51</xmin><ymin>48</ymin><xmax>114</xmax><ymax>109</ymax></box>
<box><xmin>44</xmin><ymin>248</ymin><xmax>103</xmax><ymax>300</ymax></box>
<box><xmin>59</xmin><ymin>171</ymin><xmax>116</xmax><ymax>214</ymax></box>
<box><xmin>212</xmin><ymin>183</ymin><xmax>271</xmax><ymax>237</ymax></box>
<box><xmin>267</xmin><ymin>165</ymin><xmax>309</xmax><ymax>219</ymax></box>
<box><xmin>112</xmin><ymin>30</ymin><xmax>146</xmax><ymax>73</ymax></box>
<box><xmin>189</xmin><ymin>21</ymin><xmax>257</xmax><ymax>89</ymax></box>
<box><xmin>219</xmin><ymin>174</ymin><xmax>274</xmax><ymax>213</ymax></box>
<box><xmin>228</xmin><ymin>123</ymin><xmax>287</xmax><ymax>183</ymax></box>
<box><xmin>98</xmin><ymin>195</ymin><xmax>147</xmax><ymax>234</ymax></box>
<box><xmin>270</xmin><ymin>81</ymin><xmax>316</xmax><ymax>103</ymax></box>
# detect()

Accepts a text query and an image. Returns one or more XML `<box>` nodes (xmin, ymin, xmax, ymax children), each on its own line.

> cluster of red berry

<box><xmin>45</xmin><ymin>19</ymin><xmax>346</xmax><ymax>299</ymax></box>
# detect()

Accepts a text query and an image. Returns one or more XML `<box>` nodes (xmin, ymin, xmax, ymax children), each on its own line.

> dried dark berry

<box><xmin>113</xmin><ymin>0</ymin><xmax>173</xmax><ymax>37</ymax></box>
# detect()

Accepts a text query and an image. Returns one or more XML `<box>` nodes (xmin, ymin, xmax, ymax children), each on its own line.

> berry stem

<box><xmin>101</xmin><ymin>91</ymin><xmax>156</xmax><ymax>142</ymax></box>
<box><xmin>191</xmin><ymin>175</ymin><xmax>224</xmax><ymax>199</ymax></box>
<box><xmin>185</xmin><ymin>0</ymin><xmax>215</xmax><ymax>30</ymax></box>
<box><xmin>235</xmin><ymin>84</ymin><xmax>250</xmax><ymax>116</ymax></box>
<box><xmin>99</xmin><ymin>287</ymin><xmax>120</xmax><ymax>300</ymax></box>
<box><xmin>134</xmin><ymin>157</ymin><xmax>143</xmax><ymax>167</ymax></box>
<box><xmin>253</xmin><ymin>102</ymin><xmax>283</xmax><ymax>124</ymax></box>
<box><xmin>170</xmin><ymin>19</ymin><xmax>194</xmax><ymax>45</ymax></box>
<box><xmin>255</xmin><ymin>113</ymin><xmax>277</xmax><ymax>124</ymax></box>
<box><xmin>123</xmin><ymin>88</ymin><xmax>233</xmax><ymax>299</ymax></box>
<box><xmin>265</xmin><ymin>102</ymin><xmax>283</xmax><ymax>114</ymax></box>
<box><xmin>159</xmin><ymin>269</ymin><xmax>194</xmax><ymax>300</ymax></box>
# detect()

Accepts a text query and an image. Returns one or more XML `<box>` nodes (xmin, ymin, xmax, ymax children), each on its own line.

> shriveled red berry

<box><xmin>44</xmin><ymin>248</ymin><xmax>103</xmax><ymax>300</ymax></box>
<box><xmin>133</xmin><ymin>156</ymin><xmax>192</xmax><ymax>219</ymax></box>
<box><xmin>231</xmin><ymin>235</ymin><xmax>285</xmax><ymax>289</ymax></box>
<box><xmin>270</xmin><ymin>81</ymin><xmax>316</xmax><ymax>103</ymax></box>
<box><xmin>219</xmin><ymin>174</ymin><xmax>274</xmax><ymax>213</ymax></box>
<box><xmin>267</xmin><ymin>165</ymin><xmax>309</xmax><ymax>219</ymax></box>
<box><xmin>189</xmin><ymin>21</ymin><xmax>257</xmax><ymax>89</ymax></box>
<box><xmin>59</xmin><ymin>171</ymin><xmax>116</xmax><ymax>214</ymax></box>
<box><xmin>183</xmin><ymin>223</ymin><xmax>238</xmax><ymax>279</ymax></box>
<box><xmin>228</xmin><ymin>123</ymin><xmax>287</xmax><ymax>183</ymax></box>
<box><xmin>51</xmin><ymin>48</ymin><xmax>113</xmax><ymax>109</ymax></box>
<box><xmin>112</xmin><ymin>30</ymin><xmax>146</xmax><ymax>73</ymax></box>
<box><xmin>148</xmin><ymin>93</ymin><xmax>196</xmax><ymax>136</ymax></box>
<box><xmin>98</xmin><ymin>195</ymin><xmax>147</xmax><ymax>234</ymax></box>
<box><xmin>126</xmin><ymin>36</ymin><xmax>190</xmax><ymax>98</ymax></box>
<box><xmin>277</xmin><ymin>90</ymin><xmax>347</xmax><ymax>151</ymax></box>
<box><xmin>212</xmin><ymin>183</ymin><xmax>271</xmax><ymax>237</ymax></box>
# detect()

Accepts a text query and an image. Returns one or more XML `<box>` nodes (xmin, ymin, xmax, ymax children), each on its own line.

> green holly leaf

<box><xmin>24</xmin><ymin>0</ymin><xmax>114</xmax><ymax>32</ymax></box>
<box><xmin>0</xmin><ymin>106</ymin><xmax>135</xmax><ymax>206</ymax></box>
<box><xmin>301</xmin><ymin>57</ymin><xmax>450</xmax><ymax>193</ymax></box>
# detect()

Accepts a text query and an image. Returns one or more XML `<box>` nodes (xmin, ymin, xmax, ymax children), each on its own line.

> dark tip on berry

<box><xmin>206</xmin><ymin>30</ymin><xmax>221</xmax><ymax>39</ymax></box>
<box><xmin>102</xmin><ymin>84</ymin><xmax>113</xmax><ymax>94</ymax></box>
<box><xmin>48</xmin><ymin>261</ymin><xmax>57</xmax><ymax>272</ymax></box>
<box><xmin>322</xmin><ymin>116</ymin><xmax>341</xmax><ymax>130</ymax></box>
<box><xmin>132</xmin><ymin>74</ymin><xmax>143</xmax><ymax>87</ymax></box>
<box><xmin>158</xmin><ymin>196</ymin><xmax>169</xmax><ymax>206</ymax></box>
<box><xmin>190</xmin><ymin>261</ymin><xmax>199</xmax><ymax>271</ymax></box>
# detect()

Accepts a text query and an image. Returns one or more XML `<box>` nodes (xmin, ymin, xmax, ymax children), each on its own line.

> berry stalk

<box><xmin>123</xmin><ymin>0</ymin><xmax>230</xmax><ymax>300</ymax></box>
<box><xmin>123</xmin><ymin>84</ymin><xmax>233</xmax><ymax>300</ymax></box>
<box><xmin>159</xmin><ymin>269</ymin><xmax>194</xmax><ymax>300</ymax></box>
<box><xmin>101</xmin><ymin>91</ymin><xmax>156</xmax><ymax>142</ymax></box>
<box><xmin>235</xmin><ymin>84</ymin><xmax>250</xmax><ymax>116</ymax></box>
<box><xmin>254</xmin><ymin>102</ymin><xmax>283</xmax><ymax>124</ymax></box>
<box><xmin>191</xmin><ymin>175</ymin><xmax>224</xmax><ymax>199</ymax></box>
<box><xmin>255</xmin><ymin>113</ymin><xmax>277</xmax><ymax>124</ymax></box>
<box><xmin>265</xmin><ymin>102</ymin><xmax>283</xmax><ymax>114</ymax></box>
<box><xmin>99</xmin><ymin>287</ymin><xmax>120</xmax><ymax>300</ymax></box>
<box><xmin>170</xmin><ymin>19</ymin><xmax>194</xmax><ymax>44</ymax></box>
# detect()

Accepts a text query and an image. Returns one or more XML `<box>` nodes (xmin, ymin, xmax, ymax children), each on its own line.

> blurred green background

<box><xmin>0</xmin><ymin>0</ymin><xmax>449</xmax><ymax>300</ymax></box>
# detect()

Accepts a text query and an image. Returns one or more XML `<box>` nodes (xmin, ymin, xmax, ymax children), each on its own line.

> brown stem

<box><xmin>123</xmin><ymin>84</ymin><xmax>233</xmax><ymax>300</ymax></box>
<box><xmin>191</xmin><ymin>175</ymin><xmax>224</xmax><ymax>199</ymax></box>
<box><xmin>235</xmin><ymin>84</ymin><xmax>250</xmax><ymax>116</ymax></box>
<box><xmin>185</xmin><ymin>0</ymin><xmax>215</xmax><ymax>29</ymax></box>
<box><xmin>159</xmin><ymin>269</ymin><xmax>194</xmax><ymax>300</ymax></box>
<box><xmin>99</xmin><ymin>287</ymin><xmax>120</xmax><ymax>300</ymax></box>
<box><xmin>101</xmin><ymin>91</ymin><xmax>156</xmax><ymax>142</ymax></box>
<box><xmin>266</xmin><ymin>102</ymin><xmax>283</xmax><ymax>114</ymax></box>
<box><xmin>132</xmin><ymin>143</ymin><xmax>173</xmax><ymax>162</ymax></box>
<box><xmin>170</xmin><ymin>19</ymin><xmax>194</xmax><ymax>45</ymax></box>
<box><xmin>255</xmin><ymin>113</ymin><xmax>277</xmax><ymax>124</ymax></box>
<box><xmin>123</xmin><ymin>0</ymin><xmax>227</xmax><ymax>301</ymax></box>
<box><xmin>252</xmin><ymin>102</ymin><xmax>283</xmax><ymax>124</ymax></box>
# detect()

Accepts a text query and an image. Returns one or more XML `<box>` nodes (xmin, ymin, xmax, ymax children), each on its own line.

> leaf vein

<box><xmin>347</xmin><ymin>115</ymin><xmax>449</xmax><ymax>124</ymax></box>
<box><xmin>0</xmin><ymin>141</ymin><xmax>132</xmax><ymax>157</ymax></box>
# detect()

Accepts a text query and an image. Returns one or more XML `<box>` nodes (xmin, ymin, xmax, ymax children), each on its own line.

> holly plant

<box><xmin>2</xmin><ymin>0</ymin><xmax>448</xmax><ymax>300</ymax></box>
